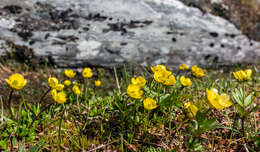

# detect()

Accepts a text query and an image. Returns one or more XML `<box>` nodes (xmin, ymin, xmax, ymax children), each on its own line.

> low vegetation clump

<box><xmin>0</xmin><ymin>62</ymin><xmax>259</xmax><ymax>151</ymax></box>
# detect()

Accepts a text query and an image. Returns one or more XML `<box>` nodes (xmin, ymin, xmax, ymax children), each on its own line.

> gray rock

<box><xmin>0</xmin><ymin>0</ymin><xmax>259</xmax><ymax>68</ymax></box>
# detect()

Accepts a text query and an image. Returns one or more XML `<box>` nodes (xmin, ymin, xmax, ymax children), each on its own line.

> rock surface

<box><xmin>180</xmin><ymin>0</ymin><xmax>260</xmax><ymax>41</ymax></box>
<box><xmin>0</xmin><ymin>0</ymin><xmax>260</xmax><ymax>68</ymax></box>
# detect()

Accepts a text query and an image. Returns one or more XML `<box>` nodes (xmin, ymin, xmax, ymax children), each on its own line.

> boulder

<box><xmin>0</xmin><ymin>0</ymin><xmax>259</xmax><ymax>68</ymax></box>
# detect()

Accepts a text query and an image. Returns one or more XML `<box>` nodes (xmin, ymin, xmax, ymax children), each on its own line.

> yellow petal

<box><xmin>51</xmin><ymin>89</ymin><xmax>57</xmax><ymax>100</ymax></box>
<box><xmin>127</xmin><ymin>84</ymin><xmax>143</xmax><ymax>99</ymax></box>
<box><xmin>56</xmin><ymin>84</ymin><xmax>64</xmax><ymax>91</ymax></box>
<box><xmin>5</xmin><ymin>79</ymin><xmax>10</xmax><ymax>85</ymax></box>
<box><xmin>180</xmin><ymin>76</ymin><xmax>192</xmax><ymax>87</ymax></box>
<box><xmin>56</xmin><ymin>92</ymin><xmax>66</xmax><ymax>103</ymax></box>
<box><xmin>219</xmin><ymin>93</ymin><xmax>232</xmax><ymax>107</ymax></box>
<box><xmin>144</xmin><ymin>97</ymin><xmax>158</xmax><ymax>110</ymax></box>
<box><xmin>206</xmin><ymin>88</ymin><xmax>225</xmax><ymax>110</ymax></box>
<box><xmin>163</xmin><ymin>75</ymin><xmax>176</xmax><ymax>86</ymax></box>
<box><xmin>245</xmin><ymin>69</ymin><xmax>252</xmax><ymax>80</ymax></box>
<box><xmin>94</xmin><ymin>80</ymin><xmax>102</xmax><ymax>87</ymax></box>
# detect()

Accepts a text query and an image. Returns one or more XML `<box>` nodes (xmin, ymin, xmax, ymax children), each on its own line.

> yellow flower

<box><xmin>48</xmin><ymin>77</ymin><xmax>59</xmax><ymax>89</ymax></box>
<box><xmin>48</xmin><ymin>77</ymin><xmax>64</xmax><ymax>90</ymax></box>
<box><xmin>82</xmin><ymin>67</ymin><xmax>93</xmax><ymax>78</ymax></box>
<box><xmin>163</xmin><ymin>75</ymin><xmax>176</xmax><ymax>86</ymax></box>
<box><xmin>94</xmin><ymin>80</ymin><xmax>102</xmax><ymax>87</ymax></box>
<box><xmin>51</xmin><ymin>89</ymin><xmax>66</xmax><ymax>104</ymax></box>
<box><xmin>184</xmin><ymin>102</ymin><xmax>198</xmax><ymax>118</ymax></box>
<box><xmin>72</xmin><ymin>85</ymin><xmax>81</xmax><ymax>95</ymax></box>
<box><xmin>127</xmin><ymin>84</ymin><xmax>143</xmax><ymax>99</ymax></box>
<box><xmin>233</xmin><ymin>69</ymin><xmax>252</xmax><ymax>81</ymax></box>
<box><xmin>180</xmin><ymin>76</ymin><xmax>192</xmax><ymax>87</ymax></box>
<box><xmin>206</xmin><ymin>88</ymin><xmax>232</xmax><ymax>110</ymax></box>
<box><xmin>143</xmin><ymin>97</ymin><xmax>158</xmax><ymax>110</ymax></box>
<box><xmin>244</xmin><ymin>69</ymin><xmax>252</xmax><ymax>80</ymax></box>
<box><xmin>5</xmin><ymin>73</ymin><xmax>27</xmax><ymax>90</ymax></box>
<box><xmin>55</xmin><ymin>84</ymin><xmax>64</xmax><ymax>91</ymax></box>
<box><xmin>151</xmin><ymin>65</ymin><xmax>166</xmax><ymax>73</ymax></box>
<box><xmin>131</xmin><ymin>76</ymin><xmax>146</xmax><ymax>88</ymax></box>
<box><xmin>153</xmin><ymin>69</ymin><xmax>172</xmax><ymax>83</ymax></box>
<box><xmin>191</xmin><ymin>65</ymin><xmax>205</xmax><ymax>78</ymax></box>
<box><xmin>64</xmin><ymin>69</ymin><xmax>76</xmax><ymax>78</ymax></box>
<box><xmin>233</xmin><ymin>70</ymin><xmax>245</xmax><ymax>81</ymax></box>
<box><xmin>153</xmin><ymin>71</ymin><xmax>166</xmax><ymax>83</ymax></box>
<box><xmin>179</xmin><ymin>64</ymin><xmax>189</xmax><ymax>70</ymax></box>
<box><xmin>151</xmin><ymin>65</ymin><xmax>176</xmax><ymax>86</ymax></box>
<box><xmin>64</xmin><ymin>80</ymin><xmax>72</xmax><ymax>86</ymax></box>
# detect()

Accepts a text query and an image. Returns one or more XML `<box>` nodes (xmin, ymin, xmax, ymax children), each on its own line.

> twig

<box><xmin>0</xmin><ymin>63</ymin><xmax>12</xmax><ymax>73</ymax></box>
<box><xmin>127</xmin><ymin>102</ymin><xmax>134</xmax><ymax>106</ymax></box>
<box><xmin>243</xmin><ymin>143</ymin><xmax>249</xmax><ymax>152</ymax></box>
<box><xmin>87</xmin><ymin>139</ymin><xmax>119</xmax><ymax>152</ymax></box>
<box><xmin>113</xmin><ymin>67</ymin><xmax>121</xmax><ymax>94</ymax></box>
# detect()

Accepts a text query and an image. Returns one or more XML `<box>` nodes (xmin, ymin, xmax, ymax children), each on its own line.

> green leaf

<box><xmin>28</xmin><ymin>146</ymin><xmax>38</xmax><ymax>152</ymax></box>
<box><xmin>0</xmin><ymin>139</ymin><xmax>8</xmax><ymax>150</ymax></box>
<box><xmin>159</xmin><ymin>94</ymin><xmax>171</xmax><ymax>106</ymax></box>
<box><xmin>194</xmin><ymin>118</ymin><xmax>217</xmax><ymax>136</ymax></box>
<box><xmin>216</xmin><ymin>126</ymin><xmax>240</xmax><ymax>133</ymax></box>
<box><xmin>237</xmin><ymin>105</ymin><xmax>246</xmax><ymax>116</ymax></box>
<box><xmin>248</xmin><ymin>106</ymin><xmax>258</xmax><ymax>114</ymax></box>
<box><xmin>244</xmin><ymin>94</ymin><xmax>253</xmax><ymax>107</ymax></box>
<box><xmin>195</xmin><ymin>111</ymin><xmax>209</xmax><ymax>124</ymax></box>
<box><xmin>28</xmin><ymin>141</ymin><xmax>44</xmax><ymax>152</ymax></box>
<box><xmin>253</xmin><ymin>136</ymin><xmax>260</xmax><ymax>149</ymax></box>
<box><xmin>187</xmin><ymin>138</ymin><xmax>205</xmax><ymax>152</ymax></box>
<box><xmin>193</xmin><ymin>142</ymin><xmax>205</xmax><ymax>152</ymax></box>
<box><xmin>201</xmin><ymin>118</ymin><xmax>217</xmax><ymax>130</ymax></box>
<box><xmin>232</xmin><ymin>89</ymin><xmax>243</xmax><ymax>107</ymax></box>
<box><xmin>12</xmin><ymin>136</ymin><xmax>17</xmax><ymax>147</ymax></box>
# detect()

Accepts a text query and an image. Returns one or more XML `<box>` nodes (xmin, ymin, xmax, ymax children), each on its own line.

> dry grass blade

<box><xmin>114</xmin><ymin>67</ymin><xmax>121</xmax><ymax>94</ymax></box>
<box><xmin>87</xmin><ymin>139</ymin><xmax>119</xmax><ymax>152</ymax></box>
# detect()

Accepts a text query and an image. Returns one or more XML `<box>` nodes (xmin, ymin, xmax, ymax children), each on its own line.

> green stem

<box><xmin>145</xmin><ymin>111</ymin><xmax>150</xmax><ymax>133</ymax></box>
<box><xmin>228</xmin><ymin>107</ymin><xmax>237</xmax><ymax>149</ymax></box>
<box><xmin>254</xmin><ymin>113</ymin><xmax>258</xmax><ymax>133</ymax></box>
<box><xmin>133</xmin><ymin>100</ymin><xmax>137</xmax><ymax>123</ymax></box>
<box><xmin>210</xmin><ymin>134</ymin><xmax>214</xmax><ymax>152</ymax></box>
<box><xmin>8</xmin><ymin>90</ymin><xmax>15</xmax><ymax>120</ymax></box>
<box><xmin>58</xmin><ymin>105</ymin><xmax>66</xmax><ymax>149</ymax></box>
<box><xmin>19</xmin><ymin>91</ymin><xmax>33</xmax><ymax>114</ymax></box>
<box><xmin>76</xmin><ymin>95</ymin><xmax>80</xmax><ymax>113</ymax></box>
<box><xmin>241</xmin><ymin>115</ymin><xmax>246</xmax><ymax>137</ymax></box>
<box><xmin>189</xmin><ymin>137</ymin><xmax>196</xmax><ymax>151</ymax></box>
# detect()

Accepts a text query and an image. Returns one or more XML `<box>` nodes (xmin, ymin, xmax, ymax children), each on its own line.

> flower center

<box><xmin>12</xmin><ymin>80</ymin><xmax>19</xmax><ymax>86</ymax></box>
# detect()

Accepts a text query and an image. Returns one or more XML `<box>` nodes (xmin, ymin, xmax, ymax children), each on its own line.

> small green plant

<box><xmin>232</xmin><ymin>88</ymin><xmax>257</xmax><ymax>137</ymax></box>
<box><xmin>184</xmin><ymin>111</ymin><xmax>217</xmax><ymax>152</ymax></box>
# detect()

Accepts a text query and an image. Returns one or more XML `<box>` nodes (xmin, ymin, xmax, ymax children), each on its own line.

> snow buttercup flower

<box><xmin>82</xmin><ymin>67</ymin><xmax>93</xmax><ymax>78</ymax></box>
<box><xmin>143</xmin><ymin>97</ymin><xmax>158</xmax><ymax>110</ymax></box>
<box><xmin>206</xmin><ymin>88</ymin><xmax>232</xmax><ymax>110</ymax></box>
<box><xmin>180</xmin><ymin>76</ymin><xmax>192</xmax><ymax>87</ymax></box>
<box><xmin>64</xmin><ymin>69</ymin><xmax>76</xmax><ymax>78</ymax></box>
<box><xmin>5</xmin><ymin>73</ymin><xmax>27</xmax><ymax>90</ymax></box>
<box><xmin>127</xmin><ymin>84</ymin><xmax>143</xmax><ymax>99</ymax></box>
